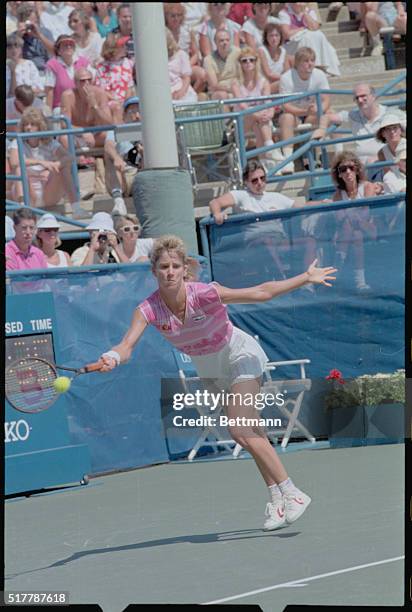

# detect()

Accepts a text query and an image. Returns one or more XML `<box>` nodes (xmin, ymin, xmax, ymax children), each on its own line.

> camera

<box><xmin>25</xmin><ymin>20</ymin><xmax>34</xmax><ymax>32</ymax></box>
<box><xmin>124</xmin><ymin>142</ymin><xmax>143</xmax><ymax>169</ymax></box>
<box><xmin>97</xmin><ymin>233</ymin><xmax>108</xmax><ymax>242</ymax></box>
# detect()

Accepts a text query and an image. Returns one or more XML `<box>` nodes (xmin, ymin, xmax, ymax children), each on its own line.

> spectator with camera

<box><xmin>103</xmin><ymin>96</ymin><xmax>143</xmax><ymax>216</ymax></box>
<box><xmin>383</xmin><ymin>141</ymin><xmax>406</xmax><ymax>194</ymax></box>
<box><xmin>16</xmin><ymin>4</ymin><xmax>54</xmax><ymax>75</ymax></box>
<box><xmin>376</xmin><ymin>112</ymin><xmax>406</xmax><ymax>173</ymax></box>
<box><xmin>71</xmin><ymin>212</ymin><xmax>126</xmax><ymax>266</ymax></box>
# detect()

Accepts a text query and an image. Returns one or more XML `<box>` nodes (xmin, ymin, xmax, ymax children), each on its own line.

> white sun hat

<box><xmin>86</xmin><ymin>212</ymin><xmax>116</xmax><ymax>233</ymax></box>
<box><xmin>36</xmin><ymin>213</ymin><xmax>61</xmax><ymax>230</ymax></box>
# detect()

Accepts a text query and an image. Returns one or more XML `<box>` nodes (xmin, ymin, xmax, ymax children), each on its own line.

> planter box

<box><xmin>328</xmin><ymin>402</ymin><xmax>404</xmax><ymax>448</ymax></box>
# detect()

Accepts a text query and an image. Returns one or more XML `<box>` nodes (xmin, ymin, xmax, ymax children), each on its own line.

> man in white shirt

<box><xmin>209</xmin><ymin>159</ymin><xmax>300</xmax><ymax>277</ymax></box>
<box><xmin>313</xmin><ymin>82</ymin><xmax>406</xmax><ymax>163</ymax></box>
<box><xmin>278</xmin><ymin>46</ymin><xmax>332</xmax><ymax>173</ymax></box>
<box><xmin>39</xmin><ymin>2</ymin><xmax>73</xmax><ymax>41</ymax></box>
<box><xmin>383</xmin><ymin>142</ymin><xmax>406</xmax><ymax>194</ymax></box>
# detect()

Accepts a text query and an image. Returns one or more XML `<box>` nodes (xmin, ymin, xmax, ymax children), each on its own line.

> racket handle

<box><xmin>84</xmin><ymin>362</ymin><xmax>104</xmax><ymax>373</ymax></box>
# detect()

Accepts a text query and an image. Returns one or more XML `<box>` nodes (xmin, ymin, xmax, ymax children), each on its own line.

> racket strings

<box><xmin>6</xmin><ymin>359</ymin><xmax>58</xmax><ymax>413</ymax></box>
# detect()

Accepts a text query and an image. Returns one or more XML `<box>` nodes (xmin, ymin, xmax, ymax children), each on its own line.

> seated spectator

<box><xmin>92</xmin><ymin>2</ymin><xmax>118</xmax><ymax>38</ymax></box>
<box><xmin>209</xmin><ymin>159</ymin><xmax>299</xmax><ymax>277</ymax></box>
<box><xmin>112</xmin><ymin>3</ymin><xmax>134</xmax><ymax>59</ymax></box>
<box><xmin>68</xmin><ymin>8</ymin><xmax>104</xmax><ymax>67</ymax></box>
<box><xmin>113</xmin><ymin>214</ymin><xmax>155</xmax><ymax>262</ymax></box>
<box><xmin>181</xmin><ymin>2</ymin><xmax>208</xmax><ymax>31</ymax></box>
<box><xmin>44</xmin><ymin>34</ymin><xmax>90</xmax><ymax>112</ymax></box>
<box><xmin>258</xmin><ymin>23</ymin><xmax>292</xmax><ymax>94</ymax></box>
<box><xmin>6</xmin><ymin>33</ymin><xmax>43</xmax><ymax>97</ymax></box>
<box><xmin>376</xmin><ymin>112</ymin><xmax>406</xmax><ymax>172</ymax></box>
<box><xmin>6</xmin><ymin>85</ymin><xmax>45</xmax><ymax>120</ymax></box>
<box><xmin>166</xmin><ymin>29</ymin><xmax>198</xmax><ymax>104</ymax></box>
<box><xmin>331</xmin><ymin>151</ymin><xmax>378</xmax><ymax>291</ymax></box>
<box><xmin>5</xmin><ymin>208</ymin><xmax>48</xmax><ymax>271</ymax></box>
<box><xmin>71</xmin><ymin>212</ymin><xmax>125</xmax><ymax>265</ymax></box>
<box><xmin>8</xmin><ymin>108</ymin><xmax>88</xmax><ymax>218</ymax></box>
<box><xmin>227</xmin><ymin>3</ymin><xmax>254</xmax><ymax>26</ymax></box>
<box><xmin>279</xmin><ymin>46</ymin><xmax>332</xmax><ymax>173</ymax></box>
<box><xmin>203</xmin><ymin>28</ymin><xmax>240</xmax><ymax>100</ymax></box>
<box><xmin>361</xmin><ymin>2</ymin><xmax>406</xmax><ymax>55</ymax></box>
<box><xmin>383</xmin><ymin>141</ymin><xmax>406</xmax><ymax>194</ymax></box>
<box><xmin>35</xmin><ymin>213</ymin><xmax>72</xmax><ymax>268</ymax></box>
<box><xmin>314</xmin><ymin>83</ymin><xmax>406</xmax><ymax>164</ymax></box>
<box><xmin>95</xmin><ymin>33</ymin><xmax>135</xmax><ymax>108</ymax></box>
<box><xmin>77</xmin><ymin>2</ymin><xmax>99</xmax><ymax>32</ymax></box>
<box><xmin>6</xmin><ymin>216</ymin><xmax>16</xmax><ymax>243</ymax></box>
<box><xmin>278</xmin><ymin>2</ymin><xmax>341</xmax><ymax>76</ymax></box>
<box><xmin>164</xmin><ymin>3</ymin><xmax>206</xmax><ymax>94</ymax></box>
<box><xmin>198</xmin><ymin>3</ymin><xmax>241</xmax><ymax>58</ymax></box>
<box><xmin>241</xmin><ymin>2</ymin><xmax>281</xmax><ymax>49</ymax></box>
<box><xmin>232</xmin><ymin>47</ymin><xmax>283</xmax><ymax>166</ymax></box>
<box><xmin>104</xmin><ymin>96</ymin><xmax>143</xmax><ymax>216</ymax></box>
<box><xmin>6</xmin><ymin>1</ymin><xmax>19</xmax><ymax>36</ymax></box>
<box><xmin>39</xmin><ymin>1</ymin><xmax>74</xmax><ymax>40</ymax></box>
<box><xmin>60</xmin><ymin>67</ymin><xmax>115</xmax><ymax>150</ymax></box>
<box><xmin>16</xmin><ymin>4</ymin><xmax>54</xmax><ymax>75</ymax></box>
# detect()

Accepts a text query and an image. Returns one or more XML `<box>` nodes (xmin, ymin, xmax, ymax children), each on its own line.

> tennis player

<box><xmin>100</xmin><ymin>235</ymin><xmax>337</xmax><ymax>530</ymax></box>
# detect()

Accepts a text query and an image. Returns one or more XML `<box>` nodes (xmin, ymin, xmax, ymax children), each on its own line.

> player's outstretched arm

<box><xmin>99</xmin><ymin>309</ymin><xmax>148</xmax><ymax>371</ymax></box>
<box><xmin>215</xmin><ymin>259</ymin><xmax>337</xmax><ymax>304</ymax></box>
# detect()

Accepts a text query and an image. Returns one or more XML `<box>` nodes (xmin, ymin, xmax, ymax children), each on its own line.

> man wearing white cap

<box><xmin>70</xmin><ymin>212</ymin><xmax>127</xmax><ymax>266</ymax></box>
<box><xmin>36</xmin><ymin>213</ymin><xmax>72</xmax><ymax>268</ymax></box>
<box><xmin>383</xmin><ymin>142</ymin><xmax>406</xmax><ymax>195</ymax></box>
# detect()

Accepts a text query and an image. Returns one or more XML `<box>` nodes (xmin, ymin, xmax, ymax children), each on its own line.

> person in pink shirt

<box><xmin>5</xmin><ymin>208</ymin><xmax>48</xmax><ymax>270</ymax></box>
<box><xmin>98</xmin><ymin>235</ymin><xmax>337</xmax><ymax>531</ymax></box>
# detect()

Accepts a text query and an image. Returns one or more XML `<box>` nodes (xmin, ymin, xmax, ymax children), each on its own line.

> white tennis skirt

<box><xmin>191</xmin><ymin>326</ymin><xmax>268</xmax><ymax>390</ymax></box>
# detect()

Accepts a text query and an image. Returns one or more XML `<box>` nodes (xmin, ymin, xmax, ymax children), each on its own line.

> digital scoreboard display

<box><xmin>6</xmin><ymin>333</ymin><xmax>55</xmax><ymax>368</ymax></box>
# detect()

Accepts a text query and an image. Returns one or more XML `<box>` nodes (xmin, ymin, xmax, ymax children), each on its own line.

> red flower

<box><xmin>326</xmin><ymin>369</ymin><xmax>345</xmax><ymax>384</ymax></box>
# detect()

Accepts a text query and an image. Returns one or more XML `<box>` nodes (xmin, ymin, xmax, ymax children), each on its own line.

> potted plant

<box><xmin>324</xmin><ymin>369</ymin><xmax>405</xmax><ymax>447</ymax></box>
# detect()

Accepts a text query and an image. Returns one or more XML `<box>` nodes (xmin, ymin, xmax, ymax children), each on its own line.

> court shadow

<box><xmin>6</xmin><ymin>529</ymin><xmax>301</xmax><ymax>578</ymax></box>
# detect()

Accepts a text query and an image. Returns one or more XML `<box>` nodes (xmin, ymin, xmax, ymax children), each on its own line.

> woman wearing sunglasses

<box><xmin>114</xmin><ymin>215</ymin><xmax>155</xmax><ymax>263</ymax></box>
<box><xmin>35</xmin><ymin>214</ymin><xmax>72</xmax><ymax>268</ymax></box>
<box><xmin>232</xmin><ymin>47</ymin><xmax>283</xmax><ymax>165</ymax></box>
<box><xmin>331</xmin><ymin>152</ymin><xmax>379</xmax><ymax>291</ymax></box>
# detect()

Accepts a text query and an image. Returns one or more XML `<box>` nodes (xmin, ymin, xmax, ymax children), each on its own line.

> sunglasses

<box><xmin>121</xmin><ymin>225</ymin><xmax>141</xmax><ymax>233</ymax></box>
<box><xmin>250</xmin><ymin>175</ymin><xmax>266</xmax><ymax>185</ymax></box>
<box><xmin>240</xmin><ymin>57</ymin><xmax>257</xmax><ymax>64</ymax></box>
<box><xmin>338</xmin><ymin>164</ymin><xmax>356</xmax><ymax>174</ymax></box>
<box><xmin>353</xmin><ymin>94</ymin><xmax>369</xmax><ymax>101</ymax></box>
<box><xmin>79</xmin><ymin>78</ymin><xmax>92</xmax><ymax>83</ymax></box>
<box><xmin>41</xmin><ymin>227</ymin><xmax>59</xmax><ymax>233</ymax></box>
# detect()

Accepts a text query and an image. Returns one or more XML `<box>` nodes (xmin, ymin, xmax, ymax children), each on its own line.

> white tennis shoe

<box><xmin>283</xmin><ymin>490</ymin><xmax>311</xmax><ymax>524</ymax></box>
<box><xmin>263</xmin><ymin>498</ymin><xmax>287</xmax><ymax>531</ymax></box>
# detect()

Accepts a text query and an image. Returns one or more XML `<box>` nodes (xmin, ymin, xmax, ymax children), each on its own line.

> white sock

<box><xmin>111</xmin><ymin>188</ymin><xmax>122</xmax><ymax>198</ymax></box>
<box><xmin>283</xmin><ymin>146</ymin><xmax>293</xmax><ymax>157</ymax></box>
<box><xmin>278</xmin><ymin>477</ymin><xmax>297</xmax><ymax>495</ymax></box>
<box><xmin>268</xmin><ymin>484</ymin><xmax>282</xmax><ymax>502</ymax></box>
<box><xmin>264</xmin><ymin>139</ymin><xmax>273</xmax><ymax>147</ymax></box>
<box><xmin>354</xmin><ymin>268</ymin><xmax>366</xmax><ymax>286</ymax></box>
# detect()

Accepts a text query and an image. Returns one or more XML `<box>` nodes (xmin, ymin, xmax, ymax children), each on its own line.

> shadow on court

<box><xmin>5</xmin><ymin>444</ymin><xmax>404</xmax><ymax>612</ymax></box>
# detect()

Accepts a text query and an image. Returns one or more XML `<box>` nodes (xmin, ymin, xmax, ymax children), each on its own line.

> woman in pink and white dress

<box><xmin>99</xmin><ymin>235</ymin><xmax>337</xmax><ymax>531</ymax></box>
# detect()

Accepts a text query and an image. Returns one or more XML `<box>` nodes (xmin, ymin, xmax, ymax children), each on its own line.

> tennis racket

<box><xmin>5</xmin><ymin>357</ymin><xmax>103</xmax><ymax>414</ymax></box>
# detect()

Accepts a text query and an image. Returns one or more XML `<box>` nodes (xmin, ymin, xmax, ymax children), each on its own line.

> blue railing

<box><xmin>5</xmin><ymin>70</ymin><xmax>405</xmax><ymax>234</ymax></box>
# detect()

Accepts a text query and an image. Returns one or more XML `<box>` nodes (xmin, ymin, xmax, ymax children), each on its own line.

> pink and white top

<box><xmin>138</xmin><ymin>282</ymin><xmax>233</xmax><ymax>356</ymax></box>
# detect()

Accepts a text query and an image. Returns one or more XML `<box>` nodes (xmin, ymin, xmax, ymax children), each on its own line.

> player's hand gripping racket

<box><xmin>5</xmin><ymin>357</ymin><xmax>103</xmax><ymax>414</ymax></box>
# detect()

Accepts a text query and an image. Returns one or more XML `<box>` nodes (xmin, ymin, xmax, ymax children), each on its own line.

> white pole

<box><xmin>131</xmin><ymin>2</ymin><xmax>179</xmax><ymax>168</ymax></box>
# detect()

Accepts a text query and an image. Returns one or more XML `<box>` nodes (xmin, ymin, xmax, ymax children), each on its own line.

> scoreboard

<box><xmin>5</xmin><ymin>293</ymin><xmax>91</xmax><ymax>495</ymax></box>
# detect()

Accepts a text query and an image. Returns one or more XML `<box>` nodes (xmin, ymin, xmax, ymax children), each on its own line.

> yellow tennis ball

<box><xmin>53</xmin><ymin>376</ymin><xmax>71</xmax><ymax>393</ymax></box>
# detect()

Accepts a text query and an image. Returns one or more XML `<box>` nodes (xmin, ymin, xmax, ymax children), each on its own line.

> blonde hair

<box><xmin>294</xmin><ymin>46</ymin><xmax>316</xmax><ymax>66</ymax></box>
<box><xmin>114</xmin><ymin>214</ymin><xmax>141</xmax><ymax>241</ymax></box>
<box><xmin>20</xmin><ymin>108</ymin><xmax>51</xmax><ymax>144</ymax></box>
<box><xmin>165</xmin><ymin>27</ymin><xmax>179</xmax><ymax>57</ymax></box>
<box><xmin>35</xmin><ymin>233</ymin><xmax>62</xmax><ymax>249</ymax></box>
<box><xmin>150</xmin><ymin>235</ymin><xmax>199</xmax><ymax>281</ymax></box>
<box><xmin>101</xmin><ymin>32</ymin><xmax>123</xmax><ymax>61</ymax></box>
<box><xmin>236</xmin><ymin>46</ymin><xmax>262</xmax><ymax>87</ymax></box>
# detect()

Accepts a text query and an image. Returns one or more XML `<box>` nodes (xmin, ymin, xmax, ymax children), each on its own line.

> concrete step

<box><xmin>338</xmin><ymin>54</ymin><xmax>386</xmax><ymax>76</ymax></box>
<box><xmin>329</xmin><ymin>68</ymin><xmax>405</xmax><ymax>89</ymax></box>
<box><xmin>319</xmin><ymin>5</ymin><xmax>350</xmax><ymax>23</ymax></box>
<box><xmin>322</xmin><ymin>19</ymin><xmax>360</xmax><ymax>34</ymax></box>
<box><xmin>324</xmin><ymin>30</ymin><xmax>364</xmax><ymax>48</ymax></box>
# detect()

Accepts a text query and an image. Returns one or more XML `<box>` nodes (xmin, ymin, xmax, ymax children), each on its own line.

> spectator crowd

<box><xmin>5</xmin><ymin>2</ymin><xmax>406</xmax><ymax>294</ymax></box>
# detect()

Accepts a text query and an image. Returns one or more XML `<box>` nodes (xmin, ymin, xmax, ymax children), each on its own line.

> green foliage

<box><xmin>324</xmin><ymin>370</ymin><xmax>405</xmax><ymax>411</ymax></box>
